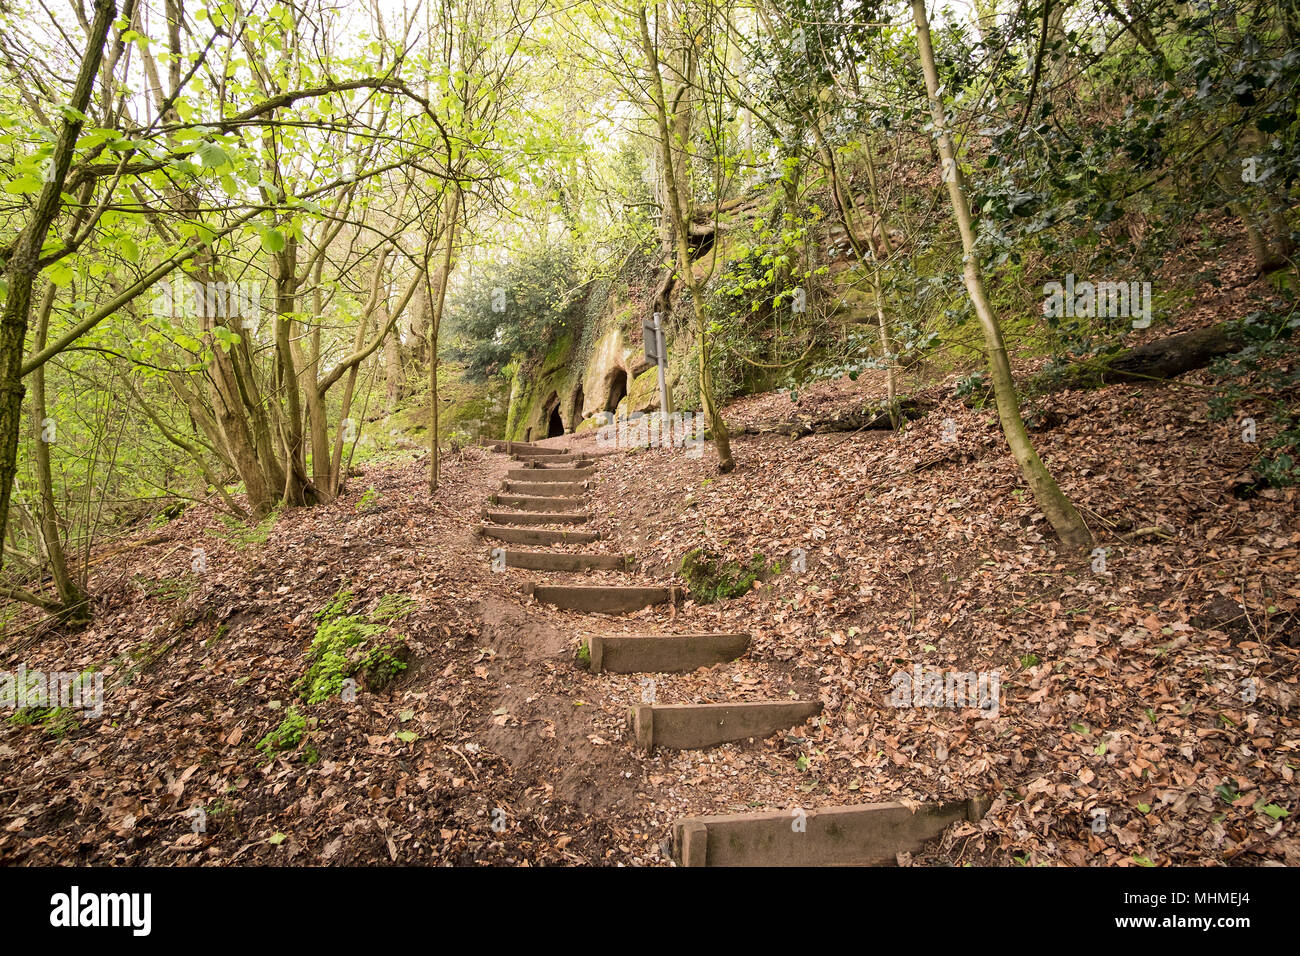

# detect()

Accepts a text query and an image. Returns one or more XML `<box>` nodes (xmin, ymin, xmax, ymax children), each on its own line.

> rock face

<box><xmin>583</xmin><ymin>325</ymin><xmax>636</xmax><ymax>419</ymax></box>
<box><xmin>503</xmin><ymin>200</ymin><xmax>769</xmax><ymax>440</ymax></box>
<box><xmin>504</xmin><ymin>330</ymin><xmax>577</xmax><ymax>442</ymax></box>
<box><xmin>507</xmin><ymin>298</ymin><xmax>684</xmax><ymax>440</ymax></box>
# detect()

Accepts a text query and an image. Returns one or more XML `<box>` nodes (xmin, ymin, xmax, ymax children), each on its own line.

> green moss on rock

<box><xmin>296</xmin><ymin>589</ymin><xmax>414</xmax><ymax>704</ymax></box>
<box><xmin>678</xmin><ymin>547</ymin><xmax>777</xmax><ymax>603</ymax></box>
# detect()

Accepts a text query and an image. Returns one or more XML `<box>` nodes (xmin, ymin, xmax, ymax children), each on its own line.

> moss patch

<box><xmin>678</xmin><ymin>547</ymin><xmax>777</xmax><ymax>603</ymax></box>
<box><xmin>363</xmin><ymin>361</ymin><xmax>508</xmax><ymax>459</ymax></box>
<box><xmin>6</xmin><ymin>706</ymin><xmax>79</xmax><ymax>738</ymax></box>
<box><xmin>257</xmin><ymin>707</ymin><xmax>307</xmax><ymax>756</ymax></box>
<box><xmin>505</xmin><ymin>335</ymin><xmax>582</xmax><ymax>440</ymax></box>
<box><xmin>296</xmin><ymin>589</ymin><xmax>413</xmax><ymax>704</ymax></box>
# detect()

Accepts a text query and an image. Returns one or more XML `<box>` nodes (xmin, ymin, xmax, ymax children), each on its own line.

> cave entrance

<box><xmin>547</xmin><ymin>405</ymin><xmax>564</xmax><ymax>437</ymax></box>
<box><xmin>605</xmin><ymin>369</ymin><xmax>627</xmax><ymax>415</ymax></box>
<box><xmin>687</xmin><ymin>226</ymin><xmax>715</xmax><ymax>261</ymax></box>
<box><xmin>572</xmin><ymin>385</ymin><xmax>584</xmax><ymax>424</ymax></box>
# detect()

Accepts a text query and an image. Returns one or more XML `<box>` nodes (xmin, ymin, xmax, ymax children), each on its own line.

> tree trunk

<box><xmin>196</xmin><ymin>269</ymin><xmax>276</xmax><ymax>517</ymax></box>
<box><xmin>1031</xmin><ymin>323</ymin><xmax>1246</xmax><ymax>392</ymax></box>
<box><xmin>303</xmin><ymin>258</ymin><xmax>333</xmax><ymax>497</ymax></box>
<box><xmin>384</xmin><ymin>320</ymin><xmax>404</xmax><ymax>412</ymax></box>
<box><xmin>638</xmin><ymin>5</ymin><xmax>734</xmax><ymax>473</ymax></box>
<box><xmin>0</xmin><ymin>0</ymin><xmax>116</xmax><ymax>572</ymax></box>
<box><xmin>912</xmin><ymin>0</ymin><xmax>1092</xmax><ymax>551</ymax></box>
<box><xmin>862</xmin><ymin>137</ymin><xmax>901</xmax><ymax>428</ymax></box>
<box><xmin>328</xmin><ymin>246</ymin><xmax>392</xmax><ymax>496</ymax></box>
<box><xmin>815</xmin><ymin>120</ymin><xmax>901</xmax><ymax>429</ymax></box>
<box><xmin>428</xmin><ymin>187</ymin><xmax>462</xmax><ymax>494</ymax></box>
<box><xmin>329</xmin><ymin>309</ymin><xmax>377</xmax><ymax>499</ymax></box>
<box><xmin>31</xmin><ymin>284</ymin><xmax>90</xmax><ymax>620</ymax></box>
<box><xmin>272</xmin><ymin>238</ymin><xmax>311</xmax><ymax>505</ymax></box>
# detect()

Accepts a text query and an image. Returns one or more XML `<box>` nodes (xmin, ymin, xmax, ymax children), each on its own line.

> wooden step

<box><xmin>474</xmin><ymin>525</ymin><xmax>601</xmax><ymax>545</ymax></box>
<box><xmin>496</xmin><ymin>550</ymin><xmax>629</xmax><ymax>572</ymax></box>
<box><xmin>490</xmin><ymin>441</ymin><xmax>569</xmax><ymax>455</ymax></box>
<box><xmin>523</xmin><ymin>582</ymin><xmax>681</xmax><ymax>614</ymax></box>
<box><xmin>483</xmin><ymin>509</ymin><xmax>588</xmax><ymax>526</ymax></box>
<box><xmin>631</xmin><ymin>700</ymin><xmax>822</xmax><ymax>751</ymax></box>
<box><xmin>505</xmin><ymin>468</ymin><xmax>592</xmax><ymax>482</ymax></box>
<box><xmin>587</xmin><ymin>632</ymin><xmax>750</xmax><ymax>673</ymax></box>
<box><xmin>673</xmin><ymin>798</ymin><xmax>988</xmax><ymax>867</ymax></box>
<box><xmin>502</xmin><ymin>481</ymin><xmax>587</xmax><ymax>497</ymax></box>
<box><xmin>489</xmin><ymin>494</ymin><xmax>587</xmax><ymax>512</ymax></box>
<box><xmin>512</xmin><ymin>457</ymin><xmax>594</xmax><ymax>469</ymax></box>
<box><xmin>512</xmin><ymin>455</ymin><xmax>593</xmax><ymax>465</ymax></box>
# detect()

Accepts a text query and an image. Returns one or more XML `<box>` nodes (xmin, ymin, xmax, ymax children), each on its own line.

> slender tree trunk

<box><xmin>329</xmin><ymin>247</ymin><xmax>391</xmax><ymax>495</ymax></box>
<box><xmin>169</xmin><ymin>375</ymin><xmax>233</xmax><ymax>476</ymax></box>
<box><xmin>408</xmin><ymin>286</ymin><xmax>430</xmax><ymax>368</ymax></box>
<box><xmin>272</xmin><ymin>238</ymin><xmax>310</xmax><ymax>505</ymax></box>
<box><xmin>911</xmin><ymin>0</ymin><xmax>1092</xmax><ymax>551</ymax></box>
<box><xmin>234</xmin><ymin>303</ymin><xmax>286</xmax><ymax>497</ymax></box>
<box><xmin>31</xmin><ymin>285</ymin><xmax>89</xmax><ymax>620</ymax></box>
<box><xmin>384</xmin><ymin>321</ymin><xmax>405</xmax><ymax>412</ymax></box>
<box><xmin>0</xmin><ymin>0</ymin><xmax>116</xmax><ymax>571</ymax></box>
<box><xmin>816</xmin><ymin>121</ymin><xmax>900</xmax><ymax>428</ymax></box>
<box><xmin>329</xmin><ymin>312</ymin><xmax>376</xmax><ymax>498</ymax></box>
<box><xmin>124</xmin><ymin>372</ymin><xmax>249</xmax><ymax>519</ymax></box>
<box><xmin>638</xmin><ymin>5</ymin><xmax>734</xmax><ymax>472</ymax></box>
<box><xmin>862</xmin><ymin>139</ymin><xmax>901</xmax><ymax>428</ymax></box>
<box><xmin>428</xmin><ymin>187</ymin><xmax>461</xmax><ymax>494</ymax></box>
<box><xmin>195</xmin><ymin>269</ymin><xmax>275</xmax><ymax>518</ymax></box>
<box><xmin>304</xmin><ymin>258</ymin><xmax>332</xmax><ymax>497</ymax></box>
<box><xmin>1234</xmin><ymin>203</ymin><xmax>1282</xmax><ymax>272</ymax></box>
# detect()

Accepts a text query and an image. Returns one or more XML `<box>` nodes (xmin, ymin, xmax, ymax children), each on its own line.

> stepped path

<box><xmin>474</xmin><ymin>437</ymin><xmax>984</xmax><ymax>865</ymax></box>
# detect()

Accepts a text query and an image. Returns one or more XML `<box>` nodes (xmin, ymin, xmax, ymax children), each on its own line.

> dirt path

<box><xmin>3</xmin><ymin>363</ymin><xmax>1296</xmax><ymax>866</ymax></box>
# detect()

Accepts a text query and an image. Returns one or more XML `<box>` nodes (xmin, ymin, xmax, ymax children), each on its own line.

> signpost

<box><xmin>644</xmin><ymin>312</ymin><xmax>672</xmax><ymax>418</ymax></box>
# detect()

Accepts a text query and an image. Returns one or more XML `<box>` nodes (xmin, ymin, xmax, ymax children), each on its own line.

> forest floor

<box><xmin>1</xmin><ymin>268</ymin><xmax>1298</xmax><ymax>866</ymax></box>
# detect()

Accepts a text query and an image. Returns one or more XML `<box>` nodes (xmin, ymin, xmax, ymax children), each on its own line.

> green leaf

<box><xmin>211</xmin><ymin>326</ymin><xmax>242</xmax><ymax>352</ymax></box>
<box><xmin>1215</xmin><ymin>781</ymin><xmax>1242</xmax><ymax>804</ymax></box>
<box><xmin>44</xmin><ymin>261</ymin><xmax>74</xmax><ymax>286</ymax></box>
<box><xmin>4</xmin><ymin>175</ymin><xmax>43</xmax><ymax>195</ymax></box>
<box><xmin>267</xmin><ymin>832</ymin><xmax>286</xmax><ymax>845</ymax></box>
<box><xmin>260</xmin><ymin>228</ymin><xmax>286</xmax><ymax>253</ymax></box>
<box><xmin>394</xmin><ymin>730</ymin><xmax>418</xmax><ymax>743</ymax></box>
<box><xmin>195</xmin><ymin>141</ymin><xmax>229</xmax><ymax>169</ymax></box>
<box><xmin>1255</xmin><ymin>802</ymin><xmax>1289</xmax><ymax>819</ymax></box>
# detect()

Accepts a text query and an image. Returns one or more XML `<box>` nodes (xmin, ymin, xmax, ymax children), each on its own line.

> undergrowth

<box><xmin>296</xmin><ymin>588</ymin><xmax>413</xmax><ymax>705</ymax></box>
<box><xmin>678</xmin><ymin>547</ymin><xmax>777</xmax><ymax>604</ymax></box>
